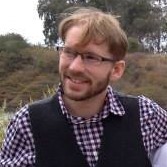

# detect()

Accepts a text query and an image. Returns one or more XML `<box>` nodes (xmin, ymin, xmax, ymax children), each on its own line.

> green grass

<box><xmin>0</xmin><ymin>113</ymin><xmax>11</xmax><ymax>146</ymax></box>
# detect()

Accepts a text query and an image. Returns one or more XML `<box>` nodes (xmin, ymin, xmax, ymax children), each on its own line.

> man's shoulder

<box><xmin>30</xmin><ymin>94</ymin><xmax>56</xmax><ymax>106</ymax></box>
<box><xmin>113</xmin><ymin>91</ymin><xmax>139</xmax><ymax>106</ymax></box>
<box><xmin>113</xmin><ymin>91</ymin><xmax>137</xmax><ymax>99</ymax></box>
<box><xmin>112</xmin><ymin>90</ymin><xmax>167</xmax><ymax>115</ymax></box>
<box><xmin>28</xmin><ymin>93</ymin><xmax>61</xmax><ymax>119</ymax></box>
<box><xmin>10</xmin><ymin>105</ymin><xmax>29</xmax><ymax>124</ymax></box>
<box><xmin>28</xmin><ymin>93</ymin><xmax>58</xmax><ymax>111</ymax></box>
<box><xmin>137</xmin><ymin>95</ymin><xmax>167</xmax><ymax>116</ymax></box>
<box><xmin>113</xmin><ymin>90</ymin><xmax>165</xmax><ymax>112</ymax></box>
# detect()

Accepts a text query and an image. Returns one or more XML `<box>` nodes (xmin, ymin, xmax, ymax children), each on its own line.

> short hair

<box><xmin>58</xmin><ymin>7</ymin><xmax>128</xmax><ymax>60</ymax></box>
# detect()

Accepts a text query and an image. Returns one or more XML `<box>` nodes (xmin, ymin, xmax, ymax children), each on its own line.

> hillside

<box><xmin>0</xmin><ymin>46</ymin><xmax>167</xmax><ymax>112</ymax></box>
<box><xmin>113</xmin><ymin>53</ymin><xmax>167</xmax><ymax>109</ymax></box>
<box><xmin>0</xmin><ymin>46</ymin><xmax>59</xmax><ymax>112</ymax></box>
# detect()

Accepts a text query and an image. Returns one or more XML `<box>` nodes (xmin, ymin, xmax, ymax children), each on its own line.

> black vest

<box><xmin>29</xmin><ymin>93</ymin><xmax>152</xmax><ymax>167</ymax></box>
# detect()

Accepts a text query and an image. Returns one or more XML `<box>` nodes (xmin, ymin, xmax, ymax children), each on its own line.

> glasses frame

<box><xmin>57</xmin><ymin>46</ymin><xmax>116</xmax><ymax>65</ymax></box>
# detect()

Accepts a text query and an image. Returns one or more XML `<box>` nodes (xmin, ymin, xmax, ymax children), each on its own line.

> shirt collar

<box><xmin>56</xmin><ymin>85</ymin><xmax>125</xmax><ymax>124</ymax></box>
<box><xmin>107</xmin><ymin>85</ymin><xmax>125</xmax><ymax>116</ymax></box>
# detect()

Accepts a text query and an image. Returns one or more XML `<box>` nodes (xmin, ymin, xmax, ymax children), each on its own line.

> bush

<box><xmin>128</xmin><ymin>37</ymin><xmax>143</xmax><ymax>52</ymax></box>
<box><xmin>0</xmin><ymin>51</ymin><xmax>33</xmax><ymax>74</ymax></box>
<box><xmin>0</xmin><ymin>33</ymin><xmax>29</xmax><ymax>53</ymax></box>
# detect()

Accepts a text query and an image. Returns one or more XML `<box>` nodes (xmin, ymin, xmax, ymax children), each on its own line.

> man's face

<box><xmin>59</xmin><ymin>25</ymin><xmax>124</xmax><ymax>101</ymax></box>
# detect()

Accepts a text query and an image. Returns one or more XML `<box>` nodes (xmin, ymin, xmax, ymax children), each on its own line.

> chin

<box><xmin>63</xmin><ymin>89</ymin><xmax>88</xmax><ymax>101</ymax></box>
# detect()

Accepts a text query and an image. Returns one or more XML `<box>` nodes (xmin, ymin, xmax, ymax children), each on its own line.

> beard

<box><xmin>60</xmin><ymin>70</ymin><xmax>110</xmax><ymax>101</ymax></box>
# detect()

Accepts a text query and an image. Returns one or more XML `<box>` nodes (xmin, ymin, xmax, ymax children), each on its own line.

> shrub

<box><xmin>0</xmin><ymin>33</ymin><xmax>29</xmax><ymax>53</ymax></box>
<box><xmin>128</xmin><ymin>37</ymin><xmax>143</xmax><ymax>52</ymax></box>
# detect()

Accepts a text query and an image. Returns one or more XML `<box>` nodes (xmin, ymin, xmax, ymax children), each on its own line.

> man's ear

<box><xmin>110</xmin><ymin>60</ymin><xmax>125</xmax><ymax>82</ymax></box>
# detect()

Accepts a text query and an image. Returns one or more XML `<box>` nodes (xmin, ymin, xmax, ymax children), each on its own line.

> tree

<box><xmin>38</xmin><ymin>0</ymin><xmax>89</xmax><ymax>46</ymax></box>
<box><xmin>0</xmin><ymin>34</ymin><xmax>32</xmax><ymax>74</ymax></box>
<box><xmin>37</xmin><ymin>0</ymin><xmax>167</xmax><ymax>52</ymax></box>
<box><xmin>150</xmin><ymin>0</ymin><xmax>167</xmax><ymax>52</ymax></box>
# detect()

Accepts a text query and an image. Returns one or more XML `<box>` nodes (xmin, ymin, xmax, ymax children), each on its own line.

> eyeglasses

<box><xmin>58</xmin><ymin>46</ymin><xmax>116</xmax><ymax>66</ymax></box>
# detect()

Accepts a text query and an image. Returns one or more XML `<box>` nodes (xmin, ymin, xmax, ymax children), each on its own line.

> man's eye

<box><xmin>64</xmin><ymin>48</ymin><xmax>73</xmax><ymax>54</ymax></box>
<box><xmin>63</xmin><ymin>49</ymin><xmax>75</xmax><ymax>57</ymax></box>
<box><xmin>84</xmin><ymin>54</ymin><xmax>100</xmax><ymax>61</ymax></box>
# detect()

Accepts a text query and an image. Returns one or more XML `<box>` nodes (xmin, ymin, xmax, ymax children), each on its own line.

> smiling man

<box><xmin>0</xmin><ymin>7</ymin><xmax>167</xmax><ymax>167</ymax></box>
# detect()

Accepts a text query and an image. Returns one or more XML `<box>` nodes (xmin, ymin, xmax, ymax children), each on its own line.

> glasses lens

<box><xmin>60</xmin><ymin>47</ymin><xmax>76</xmax><ymax>60</ymax></box>
<box><xmin>59</xmin><ymin>47</ymin><xmax>112</xmax><ymax>66</ymax></box>
<box><xmin>83</xmin><ymin>53</ymin><xmax>101</xmax><ymax>65</ymax></box>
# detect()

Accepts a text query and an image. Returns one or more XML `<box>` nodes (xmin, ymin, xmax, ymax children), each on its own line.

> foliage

<box><xmin>38</xmin><ymin>0</ymin><xmax>71</xmax><ymax>46</ymax></box>
<box><xmin>0</xmin><ymin>116</ymin><xmax>8</xmax><ymax>146</ymax></box>
<box><xmin>113</xmin><ymin>53</ymin><xmax>167</xmax><ymax>109</ymax></box>
<box><xmin>0</xmin><ymin>41</ymin><xmax>59</xmax><ymax>112</ymax></box>
<box><xmin>128</xmin><ymin>37</ymin><xmax>144</xmax><ymax>52</ymax></box>
<box><xmin>0</xmin><ymin>51</ymin><xmax>33</xmax><ymax>75</ymax></box>
<box><xmin>0</xmin><ymin>106</ymin><xmax>11</xmax><ymax>146</ymax></box>
<box><xmin>37</xmin><ymin>0</ymin><xmax>167</xmax><ymax>53</ymax></box>
<box><xmin>0</xmin><ymin>33</ymin><xmax>29</xmax><ymax>53</ymax></box>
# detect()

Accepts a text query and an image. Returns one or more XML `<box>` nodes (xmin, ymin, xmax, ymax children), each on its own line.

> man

<box><xmin>0</xmin><ymin>7</ymin><xmax>167</xmax><ymax>167</ymax></box>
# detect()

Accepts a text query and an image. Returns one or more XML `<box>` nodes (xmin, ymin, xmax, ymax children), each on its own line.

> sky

<box><xmin>0</xmin><ymin>0</ymin><xmax>45</xmax><ymax>45</ymax></box>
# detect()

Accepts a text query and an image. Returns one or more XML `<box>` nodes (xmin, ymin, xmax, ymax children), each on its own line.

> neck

<box><xmin>62</xmin><ymin>90</ymin><xmax>107</xmax><ymax>119</ymax></box>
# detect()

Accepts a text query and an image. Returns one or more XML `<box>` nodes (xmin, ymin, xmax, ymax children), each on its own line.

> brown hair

<box><xmin>58</xmin><ymin>7</ymin><xmax>128</xmax><ymax>60</ymax></box>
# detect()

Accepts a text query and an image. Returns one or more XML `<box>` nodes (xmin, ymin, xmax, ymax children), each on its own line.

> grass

<box><xmin>0</xmin><ymin>100</ymin><xmax>11</xmax><ymax>146</ymax></box>
<box><xmin>0</xmin><ymin>86</ymin><xmax>55</xmax><ymax>146</ymax></box>
<box><xmin>0</xmin><ymin>114</ymin><xmax>10</xmax><ymax>146</ymax></box>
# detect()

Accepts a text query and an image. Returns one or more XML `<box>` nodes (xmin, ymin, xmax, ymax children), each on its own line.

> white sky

<box><xmin>0</xmin><ymin>0</ymin><xmax>45</xmax><ymax>45</ymax></box>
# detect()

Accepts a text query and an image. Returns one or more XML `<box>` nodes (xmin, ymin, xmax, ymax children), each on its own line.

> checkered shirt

<box><xmin>0</xmin><ymin>86</ymin><xmax>167</xmax><ymax>167</ymax></box>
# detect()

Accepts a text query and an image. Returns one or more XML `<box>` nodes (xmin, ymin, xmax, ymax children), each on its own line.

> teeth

<box><xmin>71</xmin><ymin>79</ymin><xmax>83</xmax><ymax>84</ymax></box>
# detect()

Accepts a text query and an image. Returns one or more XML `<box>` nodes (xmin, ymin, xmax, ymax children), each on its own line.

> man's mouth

<box><xmin>64</xmin><ymin>72</ymin><xmax>91</xmax><ymax>86</ymax></box>
<box><xmin>67</xmin><ymin>76</ymin><xmax>88</xmax><ymax>84</ymax></box>
<box><xmin>70</xmin><ymin>78</ymin><xmax>86</xmax><ymax>83</ymax></box>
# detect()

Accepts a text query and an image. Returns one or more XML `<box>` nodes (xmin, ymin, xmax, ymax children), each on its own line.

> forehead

<box><xmin>65</xmin><ymin>25</ymin><xmax>84</xmax><ymax>46</ymax></box>
<box><xmin>64</xmin><ymin>25</ymin><xmax>109</xmax><ymax>52</ymax></box>
<box><xmin>64</xmin><ymin>26</ymin><xmax>112</xmax><ymax>57</ymax></box>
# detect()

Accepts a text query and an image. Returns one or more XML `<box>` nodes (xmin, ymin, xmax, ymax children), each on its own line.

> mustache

<box><xmin>65</xmin><ymin>71</ymin><xmax>90</xmax><ymax>81</ymax></box>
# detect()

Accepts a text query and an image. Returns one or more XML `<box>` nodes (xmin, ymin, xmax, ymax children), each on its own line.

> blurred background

<box><xmin>0</xmin><ymin>0</ymin><xmax>167</xmax><ymax>144</ymax></box>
